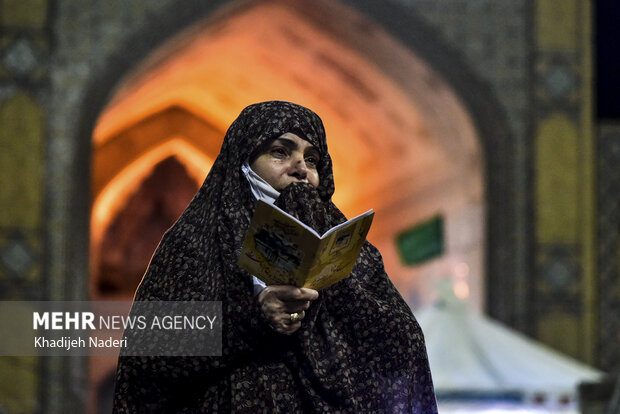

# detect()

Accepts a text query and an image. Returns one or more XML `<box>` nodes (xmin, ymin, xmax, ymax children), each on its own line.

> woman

<box><xmin>113</xmin><ymin>101</ymin><xmax>437</xmax><ymax>413</ymax></box>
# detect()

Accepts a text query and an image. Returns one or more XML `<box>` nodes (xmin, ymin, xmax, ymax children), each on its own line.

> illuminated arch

<box><xmin>91</xmin><ymin>138</ymin><xmax>212</xmax><ymax>247</ymax></box>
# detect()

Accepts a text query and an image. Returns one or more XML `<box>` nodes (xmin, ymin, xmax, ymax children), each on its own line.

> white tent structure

<box><xmin>415</xmin><ymin>290</ymin><xmax>603</xmax><ymax>413</ymax></box>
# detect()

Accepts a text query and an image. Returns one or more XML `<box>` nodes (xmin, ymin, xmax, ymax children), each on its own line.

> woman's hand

<box><xmin>257</xmin><ymin>285</ymin><xmax>319</xmax><ymax>335</ymax></box>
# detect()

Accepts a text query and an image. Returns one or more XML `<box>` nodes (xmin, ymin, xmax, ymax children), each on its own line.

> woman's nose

<box><xmin>290</xmin><ymin>157</ymin><xmax>308</xmax><ymax>179</ymax></box>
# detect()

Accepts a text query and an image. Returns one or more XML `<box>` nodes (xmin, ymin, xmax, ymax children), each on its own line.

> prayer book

<box><xmin>238</xmin><ymin>199</ymin><xmax>374</xmax><ymax>291</ymax></box>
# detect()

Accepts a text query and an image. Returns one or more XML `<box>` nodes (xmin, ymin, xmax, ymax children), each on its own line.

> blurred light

<box><xmin>453</xmin><ymin>280</ymin><xmax>470</xmax><ymax>299</ymax></box>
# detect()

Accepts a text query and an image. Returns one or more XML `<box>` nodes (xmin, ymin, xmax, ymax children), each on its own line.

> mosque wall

<box><xmin>393</xmin><ymin>0</ymin><xmax>601</xmax><ymax>371</ymax></box>
<box><xmin>0</xmin><ymin>0</ymin><xmax>51</xmax><ymax>412</ymax></box>
<box><xmin>532</xmin><ymin>0</ymin><xmax>598</xmax><ymax>367</ymax></box>
<box><xmin>0</xmin><ymin>0</ymin><xmax>614</xmax><ymax>412</ymax></box>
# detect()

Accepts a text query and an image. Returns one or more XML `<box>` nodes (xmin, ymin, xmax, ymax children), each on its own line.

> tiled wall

<box><xmin>0</xmin><ymin>0</ymin><xmax>51</xmax><ymax>412</ymax></box>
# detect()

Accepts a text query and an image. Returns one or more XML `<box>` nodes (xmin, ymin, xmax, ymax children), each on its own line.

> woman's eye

<box><xmin>271</xmin><ymin>147</ymin><xmax>288</xmax><ymax>157</ymax></box>
<box><xmin>305</xmin><ymin>156</ymin><xmax>318</xmax><ymax>167</ymax></box>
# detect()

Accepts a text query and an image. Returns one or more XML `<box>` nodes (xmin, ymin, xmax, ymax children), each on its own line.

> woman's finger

<box><xmin>281</xmin><ymin>300</ymin><xmax>310</xmax><ymax>313</ymax></box>
<box><xmin>270</xmin><ymin>286</ymin><xmax>318</xmax><ymax>302</ymax></box>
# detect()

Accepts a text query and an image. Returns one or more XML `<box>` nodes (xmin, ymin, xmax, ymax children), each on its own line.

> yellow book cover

<box><xmin>238</xmin><ymin>200</ymin><xmax>374</xmax><ymax>290</ymax></box>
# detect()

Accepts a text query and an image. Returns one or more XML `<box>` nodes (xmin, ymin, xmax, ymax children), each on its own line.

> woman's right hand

<box><xmin>257</xmin><ymin>286</ymin><xmax>319</xmax><ymax>335</ymax></box>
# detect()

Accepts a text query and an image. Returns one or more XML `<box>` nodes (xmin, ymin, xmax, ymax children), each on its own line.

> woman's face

<box><xmin>250</xmin><ymin>132</ymin><xmax>320</xmax><ymax>190</ymax></box>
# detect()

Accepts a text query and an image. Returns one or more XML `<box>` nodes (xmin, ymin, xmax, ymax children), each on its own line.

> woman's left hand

<box><xmin>257</xmin><ymin>286</ymin><xmax>319</xmax><ymax>335</ymax></box>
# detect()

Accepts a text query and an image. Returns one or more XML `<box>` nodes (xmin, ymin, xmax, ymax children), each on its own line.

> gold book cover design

<box><xmin>238</xmin><ymin>200</ymin><xmax>374</xmax><ymax>291</ymax></box>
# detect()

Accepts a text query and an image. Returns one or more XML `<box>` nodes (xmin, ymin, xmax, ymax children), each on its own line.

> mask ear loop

<box><xmin>241</xmin><ymin>160</ymin><xmax>280</xmax><ymax>205</ymax></box>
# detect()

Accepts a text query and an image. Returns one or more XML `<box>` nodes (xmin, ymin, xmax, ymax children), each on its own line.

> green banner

<box><xmin>396</xmin><ymin>215</ymin><xmax>444</xmax><ymax>265</ymax></box>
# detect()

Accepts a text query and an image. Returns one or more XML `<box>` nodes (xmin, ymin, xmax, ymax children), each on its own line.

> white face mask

<box><xmin>241</xmin><ymin>161</ymin><xmax>281</xmax><ymax>204</ymax></box>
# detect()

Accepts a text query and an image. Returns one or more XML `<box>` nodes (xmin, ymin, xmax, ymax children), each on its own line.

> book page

<box><xmin>238</xmin><ymin>200</ymin><xmax>320</xmax><ymax>286</ymax></box>
<box><xmin>303</xmin><ymin>213</ymin><xmax>374</xmax><ymax>290</ymax></box>
<box><xmin>238</xmin><ymin>200</ymin><xmax>374</xmax><ymax>290</ymax></box>
<box><xmin>321</xmin><ymin>209</ymin><xmax>374</xmax><ymax>239</ymax></box>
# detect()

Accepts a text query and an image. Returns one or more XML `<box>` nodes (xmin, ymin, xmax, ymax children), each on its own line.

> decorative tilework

<box><xmin>2</xmin><ymin>38</ymin><xmax>40</xmax><ymax>78</ymax></box>
<box><xmin>0</xmin><ymin>230</ymin><xmax>41</xmax><ymax>299</ymax></box>
<box><xmin>0</xmin><ymin>1</ymin><xmax>50</xmax><ymax>413</ymax></box>
<box><xmin>534</xmin><ymin>54</ymin><xmax>581</xmax><ymax>119</ymax></box>
<box><xmin>532</xmin><ymin>0</ymin><xmax>596</xmax><ymax>364</ymax></box>
<box><xmin>0</xmin><ymin>232</ymin><xmax>36</xmax><ymax>278</ymax></box>
<box><xmin>543</xmin><ymin>64</ymin><xmax>575</xmax><ymax>98</ymax></box>
<box><xmin>540</xmin><ymin>246</ymin><xmax>579</xmax><ymax>292</ymax></box>
<box><xmin>536</xmin><ymin>244</ymin><xmax>582</xmax><ymax>302</ymax></box>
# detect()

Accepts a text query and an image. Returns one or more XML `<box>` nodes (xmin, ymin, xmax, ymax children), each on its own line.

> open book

<box><xmin>238</xmin><ymin>199</ymin><xmax>374</xmax><ymax>291</ymax></box>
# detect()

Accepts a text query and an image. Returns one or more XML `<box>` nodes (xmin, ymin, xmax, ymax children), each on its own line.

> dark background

<box><xmin>596</xmin><ymin>0</ymin><xmax>620</xmax><ymax>119</ymax></box>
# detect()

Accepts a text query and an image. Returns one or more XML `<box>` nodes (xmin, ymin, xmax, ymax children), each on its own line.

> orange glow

<box><xmin>91</xmin><ymin>138</ymin><xmax>212</xmax><ymax>249</ymax></box>
<box><xmin>91</xmin><ymin>1</ymin><xmax>454</xmax><ymax>220</ymax></box>
<box><xmin>453</xmin><ymin>281</ymin><xmax>470</xmax><ymax>299</ymax></box>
